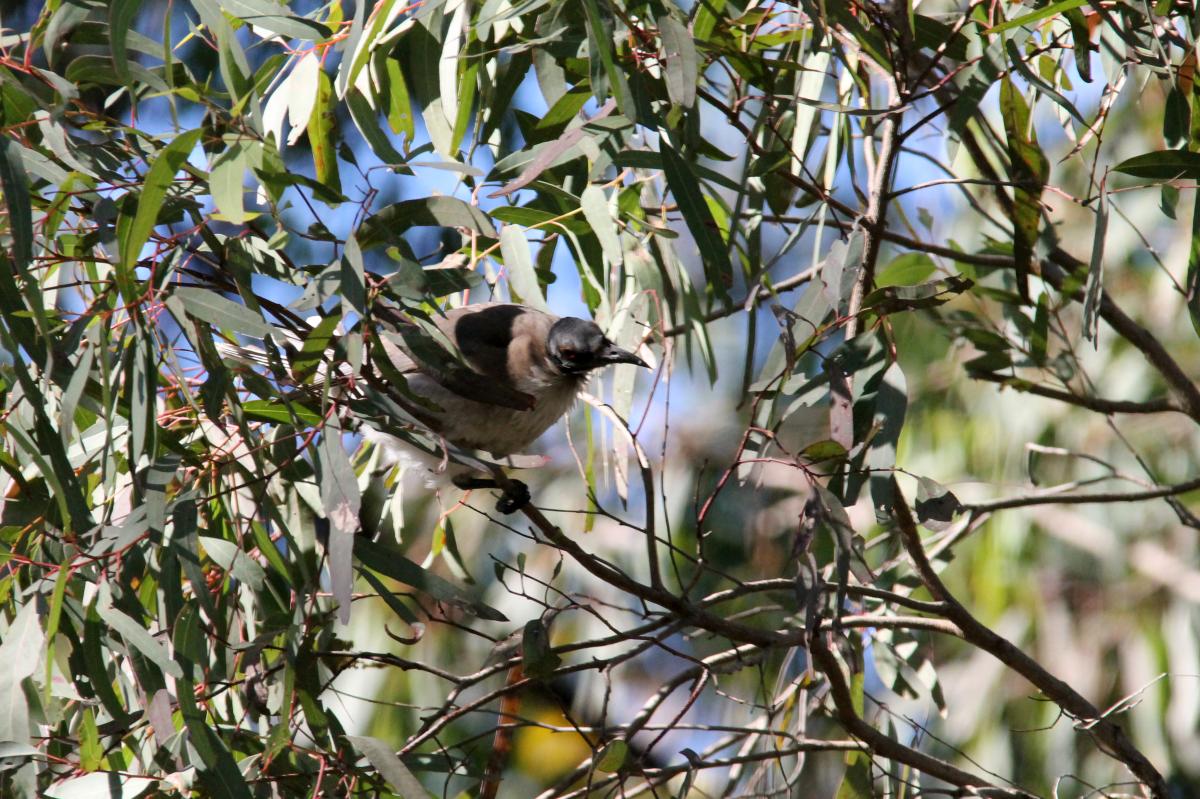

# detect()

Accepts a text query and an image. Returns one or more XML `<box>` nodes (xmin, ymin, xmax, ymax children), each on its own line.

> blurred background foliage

<box><xmin>0</xmin><ymin>0</ymin><xmax>1199</xmax><ymax>797</ymax></box>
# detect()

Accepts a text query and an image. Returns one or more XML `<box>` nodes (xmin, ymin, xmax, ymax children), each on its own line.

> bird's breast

<box><xmin>406</xmin><ymin>373</ymin><xmax>583</xmax><ymax>457</ymax></box>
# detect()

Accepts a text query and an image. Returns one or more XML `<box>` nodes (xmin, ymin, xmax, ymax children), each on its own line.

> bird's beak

<box><xmin>598</xmin><ymin>342</ymin><xmax>649</xmax><ymax>368</ymax></box>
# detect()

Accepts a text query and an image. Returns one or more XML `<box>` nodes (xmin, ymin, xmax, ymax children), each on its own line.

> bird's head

<box><xmin>546</xmin><ymin>317</ymin><xmax>649</xmax><ymax>376</ymax></box>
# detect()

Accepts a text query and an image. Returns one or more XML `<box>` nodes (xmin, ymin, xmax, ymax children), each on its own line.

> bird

<box><xmin>221</xmin><ymin>302</ymin><xmax>649</xmax><ymax>512</ymax></box>
<box><xmin>369</xmin><ymin>303</ymin><xmax>649</xmax><ymax>511</ymax></box>
<box><xmin>375</xmin><ymin>303</ymin><xmax>647</xmax><ymax>452</ymax></box>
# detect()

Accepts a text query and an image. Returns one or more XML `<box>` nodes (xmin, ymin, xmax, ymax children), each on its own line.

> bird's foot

<box><xmin>452</xmin><ymin>475</ymin><xmax>531</xmax><ymax>514</ymax></box>
<box><xmin>495</xmin><ymin>480</ymin><xmax>530</xmax><ymax>514</ymax></box>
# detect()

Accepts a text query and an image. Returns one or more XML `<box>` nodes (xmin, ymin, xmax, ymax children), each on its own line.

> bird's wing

<box><xmin>439</xmin><ymin>303</ymin><xmax>558</xmax><ymax>387</ymax></box>
<box><xmin>213</xmin><ymin>304</ymin><xmax>555</xmax><ymax>413</ymax></box>
<box><xmin>376</xmin><ymin>303</ymin><xmax>553</xmax><ymax>411</ymax></box>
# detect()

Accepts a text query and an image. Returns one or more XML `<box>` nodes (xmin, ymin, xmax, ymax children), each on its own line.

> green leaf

<box><xmin>385</xmin><ymin>258</ymin><xmax>482</xmax><ymax>299</ymax></box>
<box><xmin>0</xmin><ymin>134</ymin><xmax>33</xmax><ymax>280</ymax></box>
<box><xmin>659</xmin><ymin>15</ymin><xmax>697</xmax><ymax>109</ymax></box>
<box><xmin>983</xmin><ymin>0</ymin><xmax>1088</xmax><ymax>34</ymax></box>
<box><xmin>358</xmin><ymin>568</ymin><xmax>421</xmax><ymax>626</ymax></box>
<box><xmin>319</xmin><ymin>421</ymin><xmax>361</xmax><ymax>625</ymax></box>
<box><xmin>866</xmin><ymin>361</ymin><xmax>907</xmax><ymax>522</ymax></box>
<box><xmin>490</xmin><ymin>205</ymin><xmax>591</xmax><ymax>236</ymax></box>
<box><xmin>358</xmin><ymin>197</ymin><xmax>497</xmax><ymax>249</ymax></box>
<box><xmin>1083</xmin><ymin>185</ymin><xmax>1107</xmax><ymax>343</ymax></box>
<box><xmin>1064</xmin><ymin>8</ymin><xmax>1092</xmax><ymax>83</ymax></box>
<box><xmin>802</xmin><ymin>439</ymin><xmax>848</xmax><ymax>463</ymax></box>
<box><xmin>356</xmin><ymin>538</ymin><xmax>507</xmax><ymax>621</ymax></box>
<box><xmin>307</xmin><ymin>67</ymin><xmax>341</xmax><ymax>194</ymax></box>
<box><xmin>1113</xmin><ymin>149</ymin><xmax>1200</xmax><ymax>180</ymax></box>
<box><xmin>0</xmin><ymin>602</ymin><xmax>43</xmax><ymax>743</ymax></box>
<box><xmin>43</xmin><ymin>773</ymin><xmax>161</xmax><ymax>799</ymax></box>
<box><xmin>346</xmin><ymin>88</ymin><xmax>408</xmax><ymax>167</ymax></box>
<box><xmin>0</xmin><ymin>741</ymin><xmax>40</xmax><ymax>768</ymax></box>
<box><xmin>659</xmin><ymin>138</ymin><xmax>732</xmax><ymax>300</ymax></box>
<box><xmin>1187</xmin><ymin>191</ymin><xmax>1200</xmax><ymax>343</ymax></box>
<box><xmin>241</xmin><ymin>399</ymin><xmax>324</xmax><ymax>427</ymax></box>
<box><xmin>1004</xmin><ymin>39</ymin><xmax>1085</xmax><ymax>127</ymax></box>
<box><xmin>210</xmin><ymin>139</ymin><xmax>262</xmax><ymax>224</ymax></box>
<box><xmin>174</xmin><ymin>286</ymin><xmax>274</xmax><ymax>338</ymax></box>
<box><xmin>580</xmin><ymin>184</ymin><xmax>622</xmax><ymax>268</ymax></box>
<box><xmin>863</xmin><ymin>275</ymin><xmax>973</xmax><ymax>314</ymax></box>
<box><xmin>381</xmin><ymin>53</ymin><xmax>415</xmax><ymax>141</ymax></box>
<box><xmin>78</xmin><ymin>708</ymin><xmax>102</xmax><ymax>771</ymax></box>
<box><xmin>1031</xmin><ymin>292</ymin><xmax>1050</xmax><ymax>365</ymax></box>
<box><xmin>126</xmin><ymin>327</ymin><xmax>157</xmax><ymax>466</ymax></box>
<box><xmin>836</xmin><ymin>750</ymin><xmax>873</xmax><ymax>799</ymax></box>
<box><xmin>582</xmin><ymin>0</ymin><xmax>633</xmax><ymax>118</ymax></box>
<box><xmin>964</xmin><ymin>350</ymin><xmax>1013</xmax><ymax>374</ymax></box>
<box><xmin>200</xmin><ymin>536</ymin><xmax>266</xmax><ymax>590</ymax></box>
<box><xmin>242</xmin><ymin>13</ymin><xmax>332</xmax><ymax>41</ymax></box>
<box><xmin>118</xmin><ymin>128</ymin><xmax>202</xmax><ymax>296</ymax></box>
<box><xmin>342</xmin><ymin>234</ymin><xmax>366</xmax><ymax>317</ymax></box>
<box><xmin>109</xmin><ymin>0</ymin><xmax>143</xmax><ymax>85</ymax></box>
<box><xmin>500</xmin><ymin>225</ymin><xmax>547</xmax><ymax>311</ymax></box>
<box><xmin>875</xmin><ymin>253</ymin><xmax>935</xmax><ymax>287</ymax></box>
<box><xmin>595</xmin><ymin>740</ymin><xmax>629</xmax><ymax>773</ymax></box>
<box><xmin>346</xmin><ymin>736</ymin><xmax>433</xmax><ymax>797</ymax></box>
<box><xmin>94</xmin><ymin>582</ymin><xmax>183</xmax><ymax>679</ymax></box>
<box><xmin>1000</xmin><ymin>78</ymin><xmax>1048</xmax><ymax>302</ymax></box>
<box><xmin>449</xmin><ymin>45</ymin><xmax>479</xmax><ymax>155</ymax></box>
<box><xmin>1164</xmin><ymin>85</ymin><xmax>1190</xmax><ymax>149</ymax></box>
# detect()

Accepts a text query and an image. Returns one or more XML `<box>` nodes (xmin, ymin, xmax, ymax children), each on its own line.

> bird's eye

<box><xmin>559</xmin><ymin>347</ymin><xmax>577</xmax><ymax>360</ymax></box>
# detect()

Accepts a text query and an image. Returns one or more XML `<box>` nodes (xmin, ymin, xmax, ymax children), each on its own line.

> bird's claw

<box><xmin>451</xmin><ymin>474</ymin><xmax>531</xmax><ymax>514</ymax></box>
<box><xmin>495</xmin><ymin>480</ymin><xmax>530</xmax><ymax>514</ymax></box>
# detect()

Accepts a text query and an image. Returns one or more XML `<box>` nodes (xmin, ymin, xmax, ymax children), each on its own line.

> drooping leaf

<box><xmin>984</xmin><ymin>0</ymin><xmax>1088</xmax><ymax>34</ymax></box>
<box><xmin>1000</xmin><ymin>78</ymin><xmax>1048</xmax><ymax>302</ymax></box>
<box><xmin>595</xmin><ymin>740</ymin><xmax>629</xmax><ymax>773</ymax></box>
<box><xmin>1083</xmin><ymin>182</ymin><xmax>1107</xmax><ymax>344</ymax></box>
<box><xmin>659</xmin><ymin>15</ymin><xmax>697</xmax><ymax>109</ymax></box>
<box><xmin>346</xmin><ymin>736</ymin><xmax>432</xmax><ymax>797</ymax></box>
<box><xmin>659</xmin><ymin>137</ymin><xmax>732</xmax><ymax>301</ymax></box>
<box><xmin>358</xmin><ymin>197</ymin><xmax>497</xmax><ymax>249</ymax></box>
<box><xmin>174</xmin><ymin>286</ymin><xmax>274</xmax><ymax>338</ymax></box>
<box><xmin>875</xmin><ymin>253</ymin><xmax>936</xmax><ymax>287</ymax></box>
<box><xmin>500</xmin><ymin>225</ymin><xmax>547</xmax><ymax>310</ymax></box>
<box><xmin>0</xmin><ymin>602</ymin><xmax>43</xmax><ymax>744</ymax></box>
<box><xmin>307</xmin><ymin>68</ymin><xmax>341</xmax><ymax>195</ymax></box>
<box><xmin>319</xmin><ymin>420</ymin><xmax>361</xmax><ymax>625</ymax></box>
<box><xmin>200</xmin><ymin>536</ymin><xmax>267</xmax><ymax>590</ymax></box>
<box><xmin>582</xmin><ymin>0</ymin><xmax>633</xmax><ymax>117</ymax></box>
<box><xmin>118</xmin><ymin>128</ymin><xmax>202</xmax><ymax>297</ymax></box>
<box><xmin>356</xmin><ymin>538</ymin><xmax>507</xmax><ymax>621</ymax></box>
<box><xmin>94</xmin><ymin>582</ymin><xmax>183</xmax><ymax>679</ymax></box>
<box><xmin>1113</xmin><ymin>150</ymin><xmax>1200</xmax><ymax>180</ymax></box>
<box><xmin>109</xmin><ymin>0</ymin><xmax>143</xmax><ymax>85</ymax></box>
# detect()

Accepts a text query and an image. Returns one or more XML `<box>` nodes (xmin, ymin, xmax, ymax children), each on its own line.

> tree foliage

<box><xmin>1</xmin><ymin>0</ymin><xmax>1198</xmax><ymax>797</ymax></box>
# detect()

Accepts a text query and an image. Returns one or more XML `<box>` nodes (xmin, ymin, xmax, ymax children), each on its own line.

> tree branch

<box><xmin>891</xmin><ymin>478</ymin><xmax>1168</xmax><ymax>797</ymax></box>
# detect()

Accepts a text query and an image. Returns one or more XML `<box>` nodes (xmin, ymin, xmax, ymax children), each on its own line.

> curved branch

<box><xmin>969</xmin><ymin>371</ymin><xmax>1184</xmax><ymax>416</ymax></box>
<box><xmin>891</xmin><ymin>478</ymin><xmax>1168</xmax><ymax>797</ymax></box>
<box><xmin>961</xmin><ymin>475</ymin><xmax>1200</xmax><ymax>514</ymax></box>
<box><xmin>809</xmin><ymin>634</ymin><xmax>1035</xmax><ymax>797</ymax></box>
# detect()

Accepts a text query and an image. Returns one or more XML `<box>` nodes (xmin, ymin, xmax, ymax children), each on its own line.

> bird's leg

<box><xmin>452</xmin><ymin>475</ymin><xmax>531</xmax><ymax>515</ymax></box>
